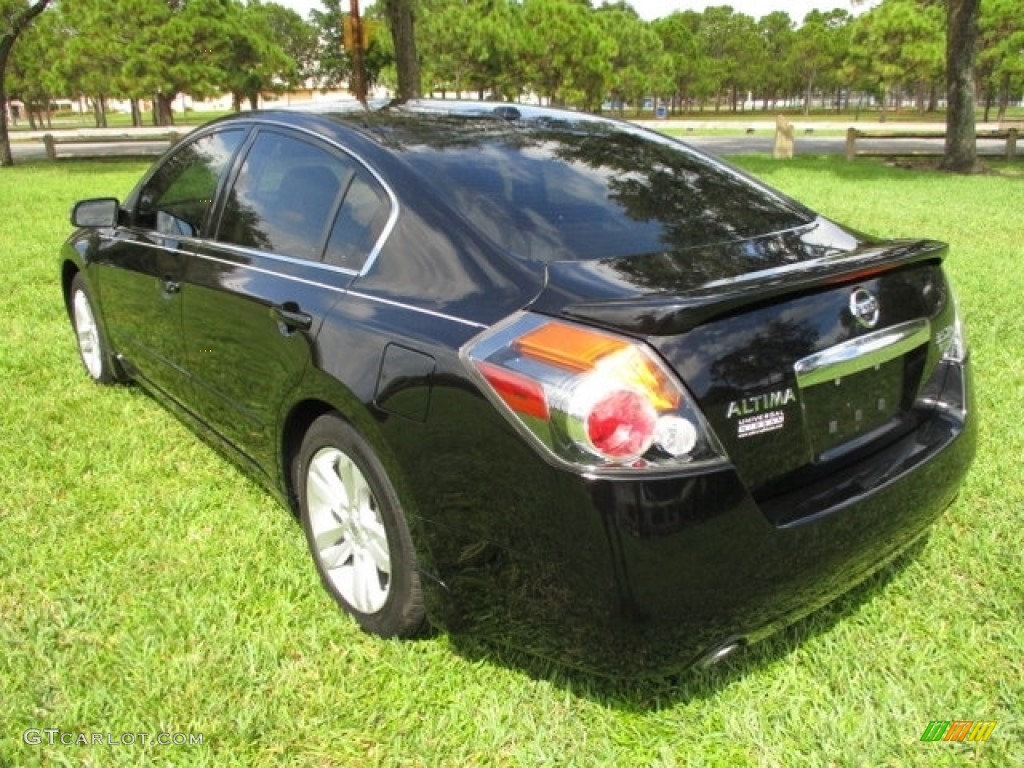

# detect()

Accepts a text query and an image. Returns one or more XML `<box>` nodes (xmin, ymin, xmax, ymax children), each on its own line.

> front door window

<box><xmin>136</xmin><ymin>130</ymin><xmax>246</xmax><ymax>237</ymax></box>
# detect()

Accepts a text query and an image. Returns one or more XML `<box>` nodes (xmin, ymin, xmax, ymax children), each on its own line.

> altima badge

<box><xmin>727</xmin><ymin>387</ymin><xmax>797</xmax><ymax>439</ymax></box>
<box><xmin>850</xmin><ymin>288</ymin><xmax>880</xmax><ymax>329</ymax></box>
<box><xmin>726</xmin><ymin>387</ymin><xmax>796</xmax><ymax>420</ymax></box>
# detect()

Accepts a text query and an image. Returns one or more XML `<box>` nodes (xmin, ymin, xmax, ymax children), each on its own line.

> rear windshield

<box><xmin>402</xmin><ymin>124</ymin><xmax>811</xmax><ymax>262</ymax></box>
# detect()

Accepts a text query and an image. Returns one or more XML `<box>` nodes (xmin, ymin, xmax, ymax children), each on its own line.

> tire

<box><xmin>69</xmin><ymin>273</ymin><xmax>120</xmax><ymax>385</ymax></box>
<box><xmin>296</xmin><ymin>413</ymin><xmax>425</xmax><ymax>638</ymax></box>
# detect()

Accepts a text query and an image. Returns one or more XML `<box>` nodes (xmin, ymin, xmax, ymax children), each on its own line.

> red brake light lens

<box><xmin>585</xmin><ymin>388</ymin><xmax>658</xmax><ymax>460</ymax></box>
<box><xmin>477</xmin><ymin>362</ymin><xmax>550</xmax><ymax>421</ymax></box>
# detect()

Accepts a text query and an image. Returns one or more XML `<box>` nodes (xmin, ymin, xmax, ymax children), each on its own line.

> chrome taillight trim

<box><xmin>461</xmin><ymin>311</ymin><xmax>728</xmax><ymax>477</ymax></box>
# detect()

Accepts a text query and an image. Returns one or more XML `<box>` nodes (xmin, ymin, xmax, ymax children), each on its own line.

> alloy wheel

<box><xmin>73</xmin><ymin>288</ymin><xmax>103</xmax><ymax>380</ymax></box>
<box><xmin>305</xmin><ymin>446</ymin><xmax>392</xmax><ymax>614</ymax></box>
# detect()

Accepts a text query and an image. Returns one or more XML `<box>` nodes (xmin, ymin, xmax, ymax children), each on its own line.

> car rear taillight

<box><xmin>462</xmin><ymin>313</ymin><xmax>725</xmax><ymax>473</ymax></box>
<box><xmin>939</xmin><ymin>288</ymin><xmax>968</xmax><ymax>363</ymax></box>
<box><xmin>918</xmin><ymin>279</ymin><xmax>970</xmax><ymax>418</ymax></box>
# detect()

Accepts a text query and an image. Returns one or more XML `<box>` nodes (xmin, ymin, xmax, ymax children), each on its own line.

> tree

<box><xmin>696</xmin><ymin>6</ymin><xmax>761</xmax><ymax>112</ymax></box>
<box><xmin>221</xmin><ymin>1</ymin><xmax>309</xmax><ymax>111</ymax></box>
<box><xmin>790</xmin><ymin>10</ymin><xmax>850</xmax><ymax>114</ymax></box>
<box><xmin>845</xmin><ymin>0</ymin><xmax>944</xmax><ymax>117</ymax></box>
<box><xmin>418</xmin><ymin>0</ymin><xmax>490</xmax><ymax>98</ymax></box>
<box><xmin>383</xmin><ymin>0</ymin><xmax>419</xmax><ymax>98</ymax></box>
<box><xmin>61</xmin><ymin>0</ymin><xmax>132</xmax><ymax>128</ymax></box>
<box><xmin>1</xmin><ymin>0</ymin><xmax>51</xmax><ymax>166</ymax></box>
<box><xmin>519</xmin><ymin>0</ymin><xmax>614</xmax><ymax>109</ymax></box>
<box><xmin>417</xmin><ymin>0</ymin><xmax>522</xmax><ymax>100</ymax></box>
<box><xmin>757</xmin><ymin>11</ymin><xmax>796</xmax><ymax>111</ymax></box>
<box><xmin>978</xmin><ymin>0</ymin><xmax>1024</xmax><ymax>121</ymax></box>
<box><xmin>311</xmin><ymin>0</ymin><xmax>351</xmax><ymax>90</ymax></box>
<box><xmin>597</xmin><ymin>2</ymin><xmax>664</xmax><ymax>115</ymax></box>
<box><xmin>258</xmin><ymin>1</ymin><xmax>319</xmax><ymax>84</ymax></box>
<box><xmin>114</xmin><ymin>0</ymin><xmax>243</xmax><ymax>126</ymax></box>
<box><xmin>311</xmin><ymin>0</ymin><xmax>391</xmax><ymax>97</ymax></box>
<box><xmin>653</xmin><ymin>12</ymin><xmax>704</xmax><ymax>113</ymax></box>
<box><xmin>6</xmin><ymin>2</ymin><xmax>62</xmax><ymax>129</ymax></box>
<box><xmin>470</xmin><ymin>0</ymin><xmax>526</xmax><ymax>100</ymax></box>
<box><xmin>942</xmin><ymin>0</ymin><xmax>981</xmax><ymax>172</ymax></box>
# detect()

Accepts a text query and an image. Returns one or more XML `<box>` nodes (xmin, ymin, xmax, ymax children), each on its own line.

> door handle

<box><xmin>271</xmin><ymin>303</ymin><xmax>313</xmax><ymax>332</ymax></box>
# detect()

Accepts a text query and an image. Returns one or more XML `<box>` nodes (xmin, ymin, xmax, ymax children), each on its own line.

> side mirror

<box><xmin>71</xmin><ymin>198</ymin><xmax>120</xmax><ymax>228</ymax></box>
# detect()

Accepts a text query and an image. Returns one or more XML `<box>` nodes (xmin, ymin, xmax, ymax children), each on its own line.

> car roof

<box><xmin>290</xmin><ymin>98</ymin><xmax>619</xmax><ymax>129</ymax></box>
<box><xmin>206</xmin><ymin>99</ymin><xmax>640</xmax><ymax>157</ymax></box>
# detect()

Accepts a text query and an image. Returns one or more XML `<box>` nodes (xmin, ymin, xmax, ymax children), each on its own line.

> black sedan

<box><xmin>61</xmin><ymin>101</ymin><xmax>975</xmax><ymax>675</ymax></box>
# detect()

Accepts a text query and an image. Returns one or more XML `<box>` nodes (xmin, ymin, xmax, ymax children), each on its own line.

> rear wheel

<box><xmin>296</xmin><ymin>413</ymin><xmax>425</xmax><ymax>637</ymax></box>
<box><xmin>69</xmin><ymin>273</ymin><xmax>120</xmax><ymax>384</ymax></box>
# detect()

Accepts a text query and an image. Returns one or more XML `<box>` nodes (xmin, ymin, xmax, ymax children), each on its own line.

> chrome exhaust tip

<box><xmin>696</xmin><ymin>638</ymin><xmax>744</xmax><ymax>668</ymax></box>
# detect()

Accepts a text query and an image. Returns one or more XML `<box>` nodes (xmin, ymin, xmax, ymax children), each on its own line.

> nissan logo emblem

<box><xmin>850</xmin><ymin>288</ymin><xmax>880</xmax><ymax>329</ymax></box>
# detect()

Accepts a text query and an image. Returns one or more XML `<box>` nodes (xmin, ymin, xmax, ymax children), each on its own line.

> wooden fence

<box><xmin>41</xmin><ymin>131</ymin><xmax>183</xmax><ymax>160</ymax></box>
<box><xmin>845</xmin><ymin>125</ymin><xmax>1021</xmax><ymax>161</ymax></box>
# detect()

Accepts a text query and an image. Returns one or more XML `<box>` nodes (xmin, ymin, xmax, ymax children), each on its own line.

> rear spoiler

<box><xmin>553</xmin><ymin>239</ymin><xmax>947</xmax><ymax>337</ymax></box>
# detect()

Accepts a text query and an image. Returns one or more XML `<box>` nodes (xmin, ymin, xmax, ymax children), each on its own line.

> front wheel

<box><xmin>296</xmin><ymin>413</ymin><xmax>425</xmax><ymax>638</ymax></box>
<box><xmin>69</xmin><ymin>273</ymin><xmax>120</xmax><ymax>384</ymax></box>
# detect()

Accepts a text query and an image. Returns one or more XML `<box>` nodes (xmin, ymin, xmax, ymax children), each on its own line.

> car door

<box><xmin>184</xmin><ymin>128</ymin><xmax>390</xmax><ymax>470</ymax></box>
<box><xmin>94</xmin><ymin>128</ymin><xmax>247</xmax><ymax>405</ymax></box>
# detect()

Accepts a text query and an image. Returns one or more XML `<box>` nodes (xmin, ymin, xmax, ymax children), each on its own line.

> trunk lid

<box><xmin>528</xmin><ymin>224</ymin><xmax>953</xmax><ymax>498</ymax></box>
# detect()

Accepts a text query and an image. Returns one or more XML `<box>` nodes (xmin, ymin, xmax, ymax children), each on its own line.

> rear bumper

<box><xmin>598</xmin><ymin>399</ymin><xmax>973</xmax><ymax>675</ymax></box>
<box><xmin>422</xmin><ymin>366</ymin><xmax>975</xmax><ymax>677</ymax></box>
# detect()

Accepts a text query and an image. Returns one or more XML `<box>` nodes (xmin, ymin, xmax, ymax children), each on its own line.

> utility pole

<box><xmin>347</xmin><ymin>0</ymin><xmax>368</xmax><ymax>103</ymax></box>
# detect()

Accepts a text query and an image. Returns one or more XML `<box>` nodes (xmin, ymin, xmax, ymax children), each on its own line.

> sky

<box><xmin>273</xmin><ymin>0</ymin><xmax>878</xmax><ymax>24</ymax></box>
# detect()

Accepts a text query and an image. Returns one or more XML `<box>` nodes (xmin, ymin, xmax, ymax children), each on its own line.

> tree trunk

<box><xmin>802</xmin><ymin>74</ymin><xmax>815</xmax><ymax>116</ymax></box>
<box><xmin>154</xmin><ymin>94</ymin><xmax>175</xmax><ymax>126</ymax></box>
<box><xmin>996</xmin><ymin>73</ymin><xmax>1009</xmax><ymax>122</ymax></box>
<box><xmin>131</xmin><ymin>99</ymin><xmax>142</xmax><ymax>127</ymax></box>
<box><xmin>941</xmin><ymin>0</ymin><xmax>980</xmax><ymax>173</ymax></box>
<box><xmin>384</xmin><ymin>0</ymin><xmax>420</xmax><ymax>99</ymax></box>
<box><xmin>1</xmin><ymin>35</ymin><xmax>17</xmax><ymax>165</ymax></box>
<box><xmin>0</xmin><ymin>0</ymin><xmax>52</xmax><ymax>167</ymax></box>
<box><xmin>92</xmin><ymin>96</ymin><xmax>108</xmax><ymax>128</ymax></box>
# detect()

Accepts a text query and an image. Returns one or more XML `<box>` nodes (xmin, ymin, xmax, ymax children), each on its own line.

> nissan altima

<box><xmin>60</xmin><ymin>101</ymin><xmax>975</xmax><ymax>675</ymax></box>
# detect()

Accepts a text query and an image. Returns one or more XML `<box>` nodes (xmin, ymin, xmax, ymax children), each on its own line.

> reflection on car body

<box><xmin>60</xmin><ymin>101</ymin><xmax>975</xmax><ymax>676</ymax></box>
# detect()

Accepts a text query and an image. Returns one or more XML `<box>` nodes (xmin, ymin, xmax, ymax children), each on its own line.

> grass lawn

<box><xmin>0</xmin><ymin>155</ymin><xmax>1021</xmax><ymax>767</ymax></box>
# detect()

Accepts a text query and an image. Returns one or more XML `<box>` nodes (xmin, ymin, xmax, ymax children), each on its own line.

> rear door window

<box><xmin>217</xmin><ymin>131</ymin><xmax>356</xmax><ymax>262</ymax></box>
<box><xmin>323</xmin><ymin>171</ymin><xmax>391</xmax><ymax>272</ymax></box>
